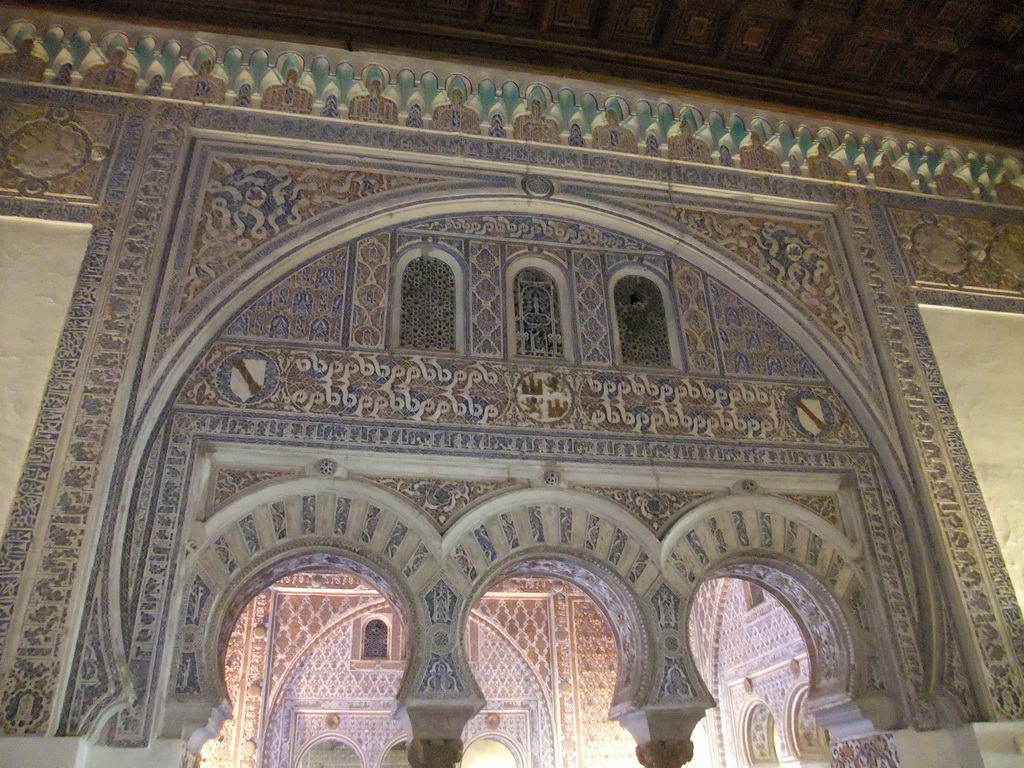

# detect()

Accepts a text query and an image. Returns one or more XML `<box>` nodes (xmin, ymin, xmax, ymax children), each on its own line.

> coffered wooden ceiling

<box><xmin>35</xmin><ymin>0</ymin><xmax>1024</xmax><ymax>145</ymax></box>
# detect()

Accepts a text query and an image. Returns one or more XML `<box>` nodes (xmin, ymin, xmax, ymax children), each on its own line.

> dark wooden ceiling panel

<box><xmin>552</xmin><ymin>0</ymin><xmax>599</xmax><ymax>31</ymax></box>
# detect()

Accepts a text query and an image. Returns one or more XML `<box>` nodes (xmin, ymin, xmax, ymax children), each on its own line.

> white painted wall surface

<box><xmin>0</xmin><ymin>216</ymin><xmax>91</xmax><ymax>536</ymax></box>
<box><xmin>920</xmin><ymin>306</ymin><xmax>1024</xmax><ymax>610</ymax></box>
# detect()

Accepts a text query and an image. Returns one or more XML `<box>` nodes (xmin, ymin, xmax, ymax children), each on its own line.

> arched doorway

<box><xmin>198</xmin><ymin>569</ymin><xmax>408</xmax><ymax>768</ymax></box>
<box><xmin>298</xmin><ymin>738</ymin><xmax>363</xmax><ymax>768</ymax></box>
<box><xmin>688</xmin><ymin>576</ymin><xmax>836</xmax><ymax>768</ymax></box>
<box><xmin>459</xmin><ymin>553</ymin><xmax>664</xmax><ymax>768</ymax></box>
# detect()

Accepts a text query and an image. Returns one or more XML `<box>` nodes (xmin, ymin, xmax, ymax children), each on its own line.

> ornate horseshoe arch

<box><xmin>445</xmin><ymin>487</ymin><xmax>713</xmax><ymax>719</ymax></box>
<box><xmin>664</xmin><ymin>494</ymin><xmax>903</xmax><ymax>736</ymax></box>
<box><xmin>161</xmin><ymin>479</ymin><xmax>438</xmax><ymax>746</ymax></box>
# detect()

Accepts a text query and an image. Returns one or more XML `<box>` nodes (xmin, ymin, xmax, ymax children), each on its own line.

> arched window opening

<box><xmin>361</xmin><ymin>618</ymin><xmax>389</xmax><ymax>660</ymax></box>
<box><xmin>462</xmin><ymin>738</ymin><xmax>518</xmax><ymax>768</ymax></box>
<box><xmin>300</xmin><ymin>738</ymin><xmax>362</xmax><ymax>768</ymax></box>
<box><xmin>380</xmin><ymin>742</ymin><xmax>407</xmax><ymax>767</ymax></box>
<box><xmin>514</xmin><ymin>267</ymin><xmax>563</xmax><ymax>358</ymax></box>
<box><xmin>613</xmin><ymin>274</ymin><xmax>672</xmax><ymax>366</ymax></box>
<box><xmin>399</xmin><ymin>256</ymin><xmax>456</xmax><ymax>351</ymax></box>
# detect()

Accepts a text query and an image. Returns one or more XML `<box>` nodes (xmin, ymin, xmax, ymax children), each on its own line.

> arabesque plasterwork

<box><xmin>2</xmin><ymin>12</ymin><xmax>1023</xmax><ymax>208</ymax></box>
<box><xmin>890</xmin><ymin>207</ymin><xmax>1024</xmax><ymax>301</ymax></box>
<box><xmin>0</xmin><ymin>38</ymin><xmax>1021</xmax><ymax>768</ymax></box>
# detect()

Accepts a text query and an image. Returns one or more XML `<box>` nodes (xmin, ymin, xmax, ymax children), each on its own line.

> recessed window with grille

<box><xmin>362</xmin><ymin>618</ymin><xmax>389</xmax><ymax>660</ymax></box>
<box><xmin>614</xmin><ymin>274</ymin><xmax>672</xmax><ymax>366</ymax></box>
<box><xmin>514</xmin><ymin>267</ymin><xmax>563</xmax><ymax>357</ymax></box>
<box><xmin>399</xmin><ymin>256</ymin><xmax>456</xmax><ymax>351</ymax></box>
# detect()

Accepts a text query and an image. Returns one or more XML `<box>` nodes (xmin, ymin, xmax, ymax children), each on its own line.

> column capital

<box><xmin>635</xmin><ymin>739</ymin><xmax>695</xmax><ymax>768</ymax></box>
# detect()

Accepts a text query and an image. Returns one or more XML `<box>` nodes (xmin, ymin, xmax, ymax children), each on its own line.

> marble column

<box><xmin>396</xmin><ymin>699</ymin><xmax>481</xmax><ymax>768</ymax></box>
<box><xmin>407</xmin><ymin>738</ymin><xmax>464</xmax><ymax>768</ymax></box>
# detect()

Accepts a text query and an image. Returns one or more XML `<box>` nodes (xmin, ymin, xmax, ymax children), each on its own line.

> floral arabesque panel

<box><xmin>891</xmin><ymin>207</ymin><xmax>1024</xmax><ymax>301</ymax></box>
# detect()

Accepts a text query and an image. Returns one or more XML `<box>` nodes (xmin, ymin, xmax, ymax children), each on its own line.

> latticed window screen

<box><xmin>514</xmin><ymin>267</ymin><xmax>563</xmax><ymax>357</ymax></box>
<box><xmin>614</xmin><ymin>275</ymin><xmax>672</xmax><ymax>366</ymax></box>
<box><xmin>399</xmin><ymin>256</ymin><xmax>456</xmax><ymax>351</ymax></box>
<box><xmin>362</xmin><ymin>618</ymin><xmax>389</xmax><ymax>659</ymax></box>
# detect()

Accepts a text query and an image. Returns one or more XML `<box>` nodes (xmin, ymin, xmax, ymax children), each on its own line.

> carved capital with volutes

<box><xmin>635</xmin><ymin>739</ymin><xmax>695</xmax><ymax>768</ymax></box>
<box><xmin>408</xmin><ymin>737</ymin><xmax>463</xmax><ymax>768</ymax></box>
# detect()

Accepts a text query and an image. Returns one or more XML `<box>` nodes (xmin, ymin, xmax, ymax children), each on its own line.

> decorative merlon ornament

<box><xmin>635</xmin><ymin>739</ymin><xmax>695</xmax><ymax>768</ymax></box>
<box><xmin>2</xmin><ymin>17</ymin><xmax>1022</xmax><ymax>204</ymax></box>
<box><xmin>0</xmin><ymin>37</ymin><xmax>47</xmax><ymax>81</ymax></box>
<box><xmin>872</xmin><ymin>154</ymin><xmax>913</xmax><ymax>192</ymax></box>
<box><xmin>513</xmin><ymin>98</ymin><xmax>561</xmax><ymax>144</ymax></box>
<box><xmin>806</xmin><ymin>142</ymin><xmax>848</xmax><ymax>182</ymax></box>
<box><xmin>740</xmin><ymin>131</ymin><xmax>783</xmax><ymax>173</ymax></box>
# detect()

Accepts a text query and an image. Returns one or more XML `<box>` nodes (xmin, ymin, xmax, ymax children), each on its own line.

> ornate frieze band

<box><xmin>2</xmin><ymin>13</ymin><xmax>1024</xmax><ymax>207</ymax></box>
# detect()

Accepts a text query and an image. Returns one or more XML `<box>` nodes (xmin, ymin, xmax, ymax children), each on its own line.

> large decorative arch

<box><xmin>88</xmin><ymin>184</ymin><xmax>943</xmax><ymax>746</ymax></box>
<box><xmin>123</xmin><ymin>187</ymin><xmax>939</xmax><ymax>664</ymax></box>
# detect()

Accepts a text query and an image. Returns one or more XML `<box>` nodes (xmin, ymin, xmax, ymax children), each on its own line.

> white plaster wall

<box><xmin>920</xmin><ymin>306</ymin><xmax>1024</xmax><ymax>609</ymax></box>
<box><xmin>0</xmin><ymin>216</ymin><xmax>91</xmax><ymax>536</ymax></box>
